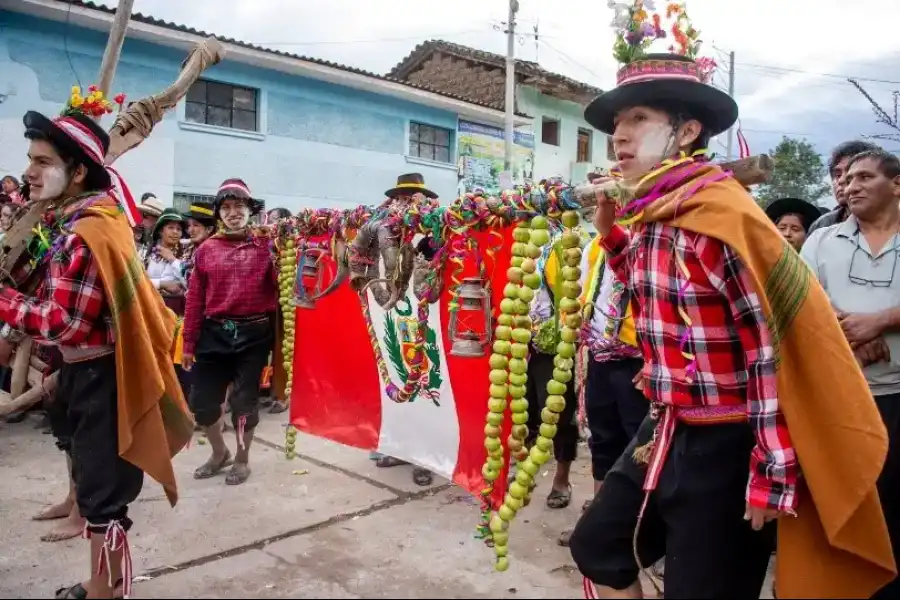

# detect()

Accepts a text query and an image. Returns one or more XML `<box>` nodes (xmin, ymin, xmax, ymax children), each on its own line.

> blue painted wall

<box><xmin>0</xmin><ymin>10</ymin><xmax>463</xmax><ymax>210</ymax></box>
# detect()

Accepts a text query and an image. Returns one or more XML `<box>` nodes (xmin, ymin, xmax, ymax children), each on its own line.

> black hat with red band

<box><xmin>24</xmin><ymin>111</ymin><xmax>112</xmax><ymax>190</ymax></box>
<box><xmin>213</xmin><ymin>178</ymin><xmax>263</xmax><ymax>217</ymax></box>
<box><xmin>21</xmin><ymin>84</ymin><xmax>140</xmax><ymax>227</ymax></box>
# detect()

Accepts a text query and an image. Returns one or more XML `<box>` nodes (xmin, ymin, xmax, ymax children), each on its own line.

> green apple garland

<box><xmin>480</xmin><ymin>215</ymin><xmax>559</xmax><ymax>572</ymax></box>
<box><xmin>279</xmin><ymin>237</ymin><xmax>298</xmax><ymax>460</ymax></box>
<box><xmin>481</xmin><ymin>211</ymin><xmax>585</xmax><ymax>572</ymax></box>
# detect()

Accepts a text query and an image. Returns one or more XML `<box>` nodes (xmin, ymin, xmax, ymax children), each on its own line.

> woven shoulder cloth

<box><xmin>637</xmin><ymin>164</ymin><xmax>896</xmax><ymax>599</ymax></box>
<box><xmin>71</xmin><ymin>197</ymin><xmax>194</xmax><ymax>507</ymax></box>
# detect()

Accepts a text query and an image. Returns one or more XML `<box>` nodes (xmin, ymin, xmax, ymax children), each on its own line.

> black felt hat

<box><xmin>385</xmin><ymin>173</ymin><xmax>438</xmax><ymax>199</ymax></box>
<box><xmin>584</xmin><ymin>54</ymin><xmax>738</xmax><ymax>137</ymax></box>
<box><xmin>22</xmin><ymin>111</ymin><xmax>111</xmax><ymax>190</ymax></box>
<box><xmin>765</xmin><ymin>197</ymin><xmax>823</xmax><ymax>232</ymax></box>
<box><xmin>213</xmin><ymin>178</ymin><xmax>263</xmax><ymax>216</ymax></box>
<box><xmin>182</xmin><ymin>200</ymin><xmax>217</xmax><ymax>226</ymax></box>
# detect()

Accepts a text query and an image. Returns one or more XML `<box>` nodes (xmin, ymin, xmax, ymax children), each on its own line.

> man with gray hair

<box><xmin>807</xmin><ymin>140</ymin><xmax>881</xmax><ymax>235</ymax></box>
<box><xmin>801</xmin><ymin>148</ymin><xmax>900</xmax><ymax>599</ymax></box>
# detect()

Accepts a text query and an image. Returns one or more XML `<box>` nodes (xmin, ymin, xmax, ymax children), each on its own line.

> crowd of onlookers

<box><xmin>0</xmin><ymin>181</ymin><xmax>290</xmax><ymax>428</ymax></box>
<box><xmin>0</xmin><ymin>174</ymin><xmax>26</xmax><ymax>242</ymax></box>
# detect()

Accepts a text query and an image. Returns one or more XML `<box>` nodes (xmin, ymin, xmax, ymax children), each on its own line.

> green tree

<box><xmin>755</xmin><ymin>136</ymin><xmax>831</xmax><ymax>207</ymax></box>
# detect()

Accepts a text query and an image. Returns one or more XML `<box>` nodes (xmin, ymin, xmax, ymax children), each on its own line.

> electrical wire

<box><xmin>252</xmin><ymin>29</ymin><xmax>490</xmax><ymax>47</ymax></box>
<box><xmin>537</xmin><ymin>39</ymin><xmax>604</xmax><ymax>83</ymax></box>
<box><xmin>64</xmin><ymin>0</ymin><xmax>81</xmax><ymax>87</ymax></box>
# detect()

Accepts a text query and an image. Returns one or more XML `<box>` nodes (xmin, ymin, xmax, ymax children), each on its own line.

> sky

<box><xmin>98</xmin><ymin>0</ymin><xmax>900</xmax><ymax>203</ymax></box>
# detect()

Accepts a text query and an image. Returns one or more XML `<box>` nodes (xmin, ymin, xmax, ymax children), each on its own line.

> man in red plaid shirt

<box><xmin>0</xmin><ymin>96</ymin><xmax>194</xmax><ymax>598</ymax></box>
<box><xmin>567</xmin><ymin>50</ymin><xmax>793</xmax><ymax>598</ymax></box>
<box><xmin>182</xmin><ymin>178</ymin><xmax>278</xmax><ymax>486</ymax></box>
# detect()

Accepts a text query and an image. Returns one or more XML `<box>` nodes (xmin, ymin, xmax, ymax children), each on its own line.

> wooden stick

<box><xmin>96</xmin><ymin>0</ymin><xmax>135</xmax><ymax>99</ymax></box>
<box><xmin>105</xmin><ymin>37</ymin><xmax>225</xmax><ymax>164</ymax></box>
<box><xmin>723</xmin><ymin>154</ymin><xmax>774</xmax><ymax>187</ymax></box>
<box><xmin>575</xmin><ymin>154</ymin><xmax>775</xmax><ymax>206</ymax></box>
<box><xmin>0</xmin><ymin>372</ymin><xmax>57</xmax><ymax>417</ymax></box>
<box><xmin>10</xmin><ymin>337</ymin><xmax>32</xmax><ymax>398</ymax></box>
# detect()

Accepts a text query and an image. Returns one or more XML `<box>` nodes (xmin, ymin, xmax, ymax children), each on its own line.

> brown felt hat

<box><xmin>385</xmin><ymin>173</ymin><xmax>437</xmax><ymax>199</ymax></box>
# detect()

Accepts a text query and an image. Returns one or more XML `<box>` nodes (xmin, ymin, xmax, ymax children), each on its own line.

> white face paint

<box><xmin>219</xmin><ymin>199</ymin><xmax>251</xmax><ymax>231</ymax></box>
<box><xmin>634</xmin><ymin>122</ymin><xmax>675</xmax><ymax>168</ymax></box>
<box><xmin>34</xmin><ymin>166</ymin><xmax>68</xmax><ymax>201</ymax></box>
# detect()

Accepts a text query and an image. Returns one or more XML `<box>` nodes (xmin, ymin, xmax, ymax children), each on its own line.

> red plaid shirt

<box><xmin>182</xmin><ymin>235</ymin><xmax>278</xmax><ymax>355</ymax></box>
<box><xmin>603</xmin><ymin>222</ymin><xmax>798</xmax><ymax>513</ymax></box>
<box><xmin>0</xmin><ymin>233</ymin><xmax>114</xmax><ymax>348</ymax></box>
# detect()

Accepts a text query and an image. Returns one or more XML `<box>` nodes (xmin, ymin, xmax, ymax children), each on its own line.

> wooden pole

<box><xmin>2</xmin><ymin>0</ymin><xmax>135</xmax><ymax>410</ymax></box>
<box><xmin>96</xmin><ymin>0</ymin><xmax>135</xmax><ymax>99</ymax></box>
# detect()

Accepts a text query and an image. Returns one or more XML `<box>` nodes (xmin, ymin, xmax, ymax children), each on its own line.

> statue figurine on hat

<box><xmin>568</xmin><ymin>2</ymin><xmax>896</xmax><ymax>599</ymax></box>
<box><xmin>3</xmin><ymin>84</ymin><xmax>193</xmax><ymax>600</ymax></box>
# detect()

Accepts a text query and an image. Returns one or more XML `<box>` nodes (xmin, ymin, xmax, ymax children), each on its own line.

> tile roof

<box><xmin>44</xmin><ymin>0</ymin><xmax>519</xmax><ymax>114</ymax></box>
<box><xmin>388</xmin><ymin>39</ymin><xmax>604</xmax><ymax>101</ymax></box>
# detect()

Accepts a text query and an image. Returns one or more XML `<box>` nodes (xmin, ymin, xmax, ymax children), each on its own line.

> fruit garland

<box><xmin>278</xmin><ymin>237</ymin><xmax>299</xmax><ymax>459</ymax></box>
<box><xmin>273</xmin><ymin>185</ymin><xmax>583</xmax><ymax>462</ymax></box>
<box><xmin>482</xmin><ymin>210</ymin><xmax>584</xmax><ymax>571</ymax></box>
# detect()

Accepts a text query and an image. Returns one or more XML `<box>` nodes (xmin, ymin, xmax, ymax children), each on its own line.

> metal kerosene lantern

<box><xmin>449</xmin><ymin>277</ymin><xmax>492</xmax><ymax>357</ymax></box>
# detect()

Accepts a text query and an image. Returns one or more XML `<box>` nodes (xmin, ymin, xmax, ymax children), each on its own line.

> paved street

<box><xmin>0</xmin><ymin>411</ymin><xmax>776</xmax><ymax>598</ymax></box>
<box><xmin>1</xmin><ymin>411</ymin><xmax>590</xmax><ymax>599</ymax></box>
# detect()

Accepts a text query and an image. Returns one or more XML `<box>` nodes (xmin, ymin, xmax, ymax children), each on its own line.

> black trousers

<box><xmin>50</xmin><ymin>353</ymin><xmax>144</xmax><ymax>532</ymax></box>
<box><xmin>190</xmin><ymin>316</ymin><xmax>273</xmax><ymax>429</ymax></box>
<box><xmin>569</xmin><ymin>415</ymin><xmax>774</xmax><ymax>599</ymax></box>
<box><xmin>872</xmin><ymin>392</ymin><xmax>900</xmax><ymax>600</ymax></box>
<box><xmin>586</xmin><ymin>357</ymin><xmax>649</xmax><ymax>481</ymax></box>
<box><xmin>525</xmin><ymin>351</ymin><xmax>578</xmax><ymax>463</ymax></box>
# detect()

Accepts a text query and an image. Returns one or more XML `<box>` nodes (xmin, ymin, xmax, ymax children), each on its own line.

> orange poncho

<box><xmin>73</xmin><ymin>199</ymin><xmax>194</xmax><ymax>506</ymax></box>
<box><xmin>635</xmin><ymin>164</ymin><xmax>895</xmax><ymax>598</ymax></box>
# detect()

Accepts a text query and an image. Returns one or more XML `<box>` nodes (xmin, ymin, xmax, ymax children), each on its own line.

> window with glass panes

<box><xmin>174</xmin><ymin>192</ymin><xmax>267</xmax><ymax>223</ymax></box>
<box><xmin>185</xmin><ymin>79</ymin><xmax>259</xmax><ymax>132</ymax></box>
<box><xmin>408</xmin><ymin>122</ymin><xmax>452</xmax><ymax>163</ymax></box>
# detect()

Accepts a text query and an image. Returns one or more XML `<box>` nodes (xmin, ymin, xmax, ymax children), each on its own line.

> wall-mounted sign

<box><xmin>457</xmin><ymin>120</ymin><xmax>534</xmax><ymax>194</ymax></box>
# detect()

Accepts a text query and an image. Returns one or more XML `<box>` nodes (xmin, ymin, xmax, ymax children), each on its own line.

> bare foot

<box><xmin>33</xmin><ymin>499</ymin><xmax>74</xmax><ymax>522</ymax></box>
<box><xmin>41</xmin><ymin>510</ymin><xmax>85</xmax><ymax>543</ymax></box>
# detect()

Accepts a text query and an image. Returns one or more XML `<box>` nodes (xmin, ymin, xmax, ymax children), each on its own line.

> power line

<box><xmin>710</xmin><ymin>43</ymin><xmax>900</xmax><ymax>86</ymax></box>
<box><xmin>537</xmin><ymin>39</ymin><xmax>604</xmax><ymax>83</ymax></box>
<box><xmin>736</xmin><ymin>62</ymin><xmax>900</xmax><ymax>86</ymax></box>
<box><xmin>250</xmin><ymin>29</ymin><xmax>489</xmax><ymax>47</ymax></box>
<box><xmin>741</xmin><ymin>128</ymin><xmax>821</xmax><ymax>137</ymax></box>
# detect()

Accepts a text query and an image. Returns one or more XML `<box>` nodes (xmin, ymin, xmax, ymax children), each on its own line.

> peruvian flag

<box><xmin>290</xmin><ymin>228</ymin><xmax>514</xmax><ymax>501</ymax></box>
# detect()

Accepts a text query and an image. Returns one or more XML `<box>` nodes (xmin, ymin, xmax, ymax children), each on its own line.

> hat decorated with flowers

<box><xmin>22</xmin><ymin>84</ymin><xmax>140</xmax><ymax>224</ymax></box>
<box><xmin>584</xmin><ymin>1</ymin><xmax>737</xmax><ymax>137</ymax></box>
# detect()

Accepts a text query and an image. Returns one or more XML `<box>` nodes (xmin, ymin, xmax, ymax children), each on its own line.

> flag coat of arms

<box><xmin>290</xmin><ymin>229</ymin><xmax>514</xmax><ymax>498</ymax></box>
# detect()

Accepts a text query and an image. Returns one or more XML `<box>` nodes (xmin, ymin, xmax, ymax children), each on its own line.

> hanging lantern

<box><xmin>294</xmin><ymin>247</ymin><xmax>325</xmax><ymax>309</ymax></box>
<box><xmin>449</xmin><ymin>277</ymin><xmax>492</xmax><ymax>357</ymax></box>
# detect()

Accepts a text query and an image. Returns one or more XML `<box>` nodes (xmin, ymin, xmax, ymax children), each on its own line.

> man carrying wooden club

<box><xmin>0</xmin><ymin>87</ymin><xmax>193</xmax><ymax>599</ymax></box>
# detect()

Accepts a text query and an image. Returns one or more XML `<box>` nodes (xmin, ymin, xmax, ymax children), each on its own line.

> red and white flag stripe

<box><xmin>737</xmin><ymin>127</ymin><xmax>751</xmax><ymax>159</ymax></box>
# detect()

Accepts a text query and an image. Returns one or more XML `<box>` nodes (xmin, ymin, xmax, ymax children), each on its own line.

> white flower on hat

<box><xmin>609</xmin><ymin>2</ymin><xmax>632</xmax><ymax>28</ymax></box>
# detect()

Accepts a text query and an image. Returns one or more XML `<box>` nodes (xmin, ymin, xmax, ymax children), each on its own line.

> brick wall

<box><xmin>405</xmin><ymin>52</ymin><xmax>507</xmax><ymax>110</ymax></box>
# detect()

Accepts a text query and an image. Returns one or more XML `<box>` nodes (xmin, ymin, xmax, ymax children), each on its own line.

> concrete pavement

<box><xmin>0</xmin><ymin>411</ymin><xmax>775</xmax><ymax>598</ymax></box>
<box><xmin>0</xmin><ymin>412</ymin><xmax>590</xmax><ymax>599</ymax></box>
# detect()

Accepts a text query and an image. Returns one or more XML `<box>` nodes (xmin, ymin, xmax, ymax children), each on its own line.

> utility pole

<box><xmin>96</xmin><ymin>0</ymin><xmax>135</xmax><ymax>99</ymax></box>
<box><xmin>504</xmin><ymin>0</ymin><xmax>519</xmax><ymax>172</ymax></box>
<box><xmin>725</xmin><ymin>50</ymin><xmax>735</xmax><ymax>160</ymax></box>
